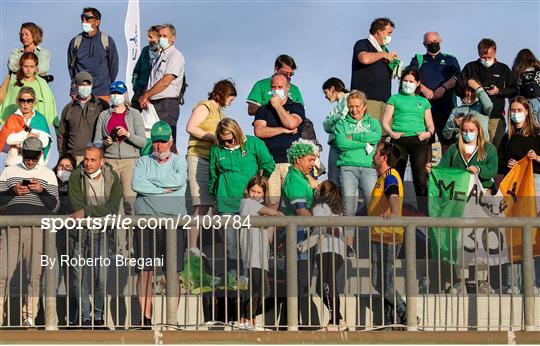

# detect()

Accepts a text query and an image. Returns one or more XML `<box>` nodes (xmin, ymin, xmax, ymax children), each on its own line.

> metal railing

<box><xmin>0</xmin><ymin>215</ymin><xmax>538</xmax><ymax>331</ymax></box>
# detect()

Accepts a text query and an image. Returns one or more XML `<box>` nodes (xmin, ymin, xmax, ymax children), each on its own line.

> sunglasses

<box><xmin>86</xmin><ymin>142</ymin><xmax>103</xmax><ymax>148</ymax></box>
<box><xmin>279</xmin><ymin>70</ymin><xmax>295</xmax><ymax>78</ymax></box>
<box><xmin>18</xmin><ymin>98</ymin><xmax>34</xmax><ymax>104</ymax></box>
<box><xmin>81</xmin><ymin>14</ymin><xmax>96</xmax><ymax>21</ymax></box>
<box><xmin>222</xmin><ymin>138</ymin><xmax>235</xmax><ymax>145</ymax></box>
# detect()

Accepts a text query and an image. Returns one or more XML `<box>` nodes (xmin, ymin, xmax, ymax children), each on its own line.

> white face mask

<box><xmin>110</xmin><ymin>94</ymin><xmax>125</xmax><ymax>107</ymax></box>
<box><xmin>85</xmin><ymin>168</ymin><xmax>102</xmax><ymax>179</ymax></box>
<box><xmin>159</xmin><ymin>37</ymin><xmax>169</xmax><ymax>49</ymax></box>
<box><xmin>510</xmin><ymin>112</ymin><xmax>527</xmax><ymax>124</ymax></box>
<box><xmin>82</xmin><ymin>23</ymin><xmax>93</xmax><ymax>33</ymax></box>
<box><xmin>382</xmin><ymin>35</ymin><xmax>392</xmax><ymax>45</ymax></box>
<box><xmin>57</xmin><ymin>170</ymin><xmax>72</xmax><ymax>183</ymax></box>
<box><xmin>77</xmin><ymin>85</ymin><xmax>92</xmax><ymax>99</ymax></box>
<box><xmin>401</xmin><ymin>81</ymin><xmax>417</xmax><ymax>95</ymax></box>
<box><xmin>480</xmin><ymin>58</ymin><xmax>495</xmax><ymax>68</ymax></box>
<box><xmin>271</xmin><ymin>89</ymin><xmax>286</xmax><ymax>100</ymax></box>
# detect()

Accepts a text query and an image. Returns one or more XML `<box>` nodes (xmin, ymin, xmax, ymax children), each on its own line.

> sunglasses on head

<box><xmin>81</xmin><ymin>14</ymin><xmax>96</xmax><ymax>21</ymax></box>
<box><xmin>18</xmin><ymin>98</ymin><xmax>34</xmax><ymax>104</ymax></box>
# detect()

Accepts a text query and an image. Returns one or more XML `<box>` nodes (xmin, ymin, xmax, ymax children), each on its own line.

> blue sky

<box><xmin>1</xmin><ymin>0</ymin><xmax>539</xmax><ymax>169</ymax></box>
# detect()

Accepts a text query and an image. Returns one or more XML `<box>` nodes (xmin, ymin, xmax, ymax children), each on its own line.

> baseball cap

<box><xmin>110</xmin><ymin>81</ymin><xmax>127</xmax><ymax>94</ymax></box>
<box><xmin>74</xmin><ymin>71</ymin><xmax>93</xmax><ymax>85</ymax></box>
<box><xmin>22</xmin><ymin>137</ymin><xmax>43</xmax><ymax>160</ymax></box>
<box><xmin>151</xmin><ymin>121</ymin><xmax>172</xmax><ymax>142</ymax></box>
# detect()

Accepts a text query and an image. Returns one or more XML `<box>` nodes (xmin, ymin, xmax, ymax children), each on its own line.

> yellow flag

<box><xmin>498</xmin><ymin>157</ymin><xmax>539</xmax><ymax>261</ymax></box>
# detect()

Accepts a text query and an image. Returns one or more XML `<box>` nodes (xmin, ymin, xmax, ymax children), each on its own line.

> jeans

<box><xmin>340</xmin><ymin>165</ymin><xmax>377</xmax><ymax>237</ymax></box>
<box><xmin>370</xmin><ymin>241</ymin><xmax>407</xmax><ymax>325</ymax></box>
<box><xmin>70</xmin><ymin>230</ymin><xmax>108</xmax><ymax>322</ymax></box>
<box><xmin>327</xmin><ymin>144</ymin><xmax>341</xmax><ymax>187</ymax></box>
<box><xmin>391</xmin><ymin>136</ymin><xmax>429</xmax><ymax>214</ymax></box>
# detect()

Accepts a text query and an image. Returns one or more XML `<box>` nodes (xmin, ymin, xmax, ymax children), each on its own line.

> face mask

<box><xmin>480</xmin><ymin>59</ymin><xmax>495</xmax><ymax>68</ymax></box>
<box><xmin>85</xmin><ymin>168</ymin><xmax>102</xmax><ymax>179</ymax></box>
<box><xmin>77</xmin><ymin>85</ymin><xmax>92</xmax><ymax>99</ymax></box>
<box><xmin>110</xmin><ymin>94</ymin><xmax>124</xmax><ymax>107</ymax></box>
<box><xmin>57</xmin><ymin>170</ymin><xmax>71</xmax><ymax>183</ymax></box>
<box><xmin>510</xmin><ymin>112</ymin><xmax>526</xmax><ymax>123</ymax></box>
<box><xmin>462</xmin><ymin>97</ymin><xmax>478</xmax><ymax>106</ymax></box>
<box><xmin>159</xmin><ymin>37</ymin><xmax>169</xmax><ymax>49</ymax></box>
<box><xmin>382</xmin><ymin>35</ymin><xmax>392</xmax><ymax>45</ymax></box>
<box><xmin>82</xmin><ymin>23</ymin><xmax>93</xmax><ymax>33</ymax></box>
<box><xmin>426</xmin><ymin>42</ymin><xmax>440</xmax><ymax>54</ymax></box>
<box><xmin>462</xmin><ymin>132</ymin><xmax>477</xmax><ymax>143</ymax></box>
<box><xmin>401</xmin><ymin>81</ymin><xmax>417</xmax><ymax>95</ymax></box>
<box><xmin>149</xmin><ymin>42</ymin><xmax>159</xmax><ymax>51</ymax></box>
<box><xmin>271</xmin><ymin>89</ymin><xmax>286</xmax><ymax>100</ymax></box>
<box><xmin>153</xmin><ymin>151</ymin><xmax>171</xmax><ymax>161</ymax></box>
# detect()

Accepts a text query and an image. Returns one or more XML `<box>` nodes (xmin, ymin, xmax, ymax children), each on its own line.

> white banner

<box><xmin>124</xmin><ymin>0</ymin><xmax>141</xmax><ymax>100</ymax></box>
<box><xmin>457</xmin><ymin>174</ymin><xmax>509</xmax><ymax>266</ymax></box>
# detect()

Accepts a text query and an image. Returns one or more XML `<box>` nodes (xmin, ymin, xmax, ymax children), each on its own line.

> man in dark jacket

<box><xmin>460</xmin><ymin>38</ymin><xmax>516</xmax><ymax>149</ymax></box>
<box><xmin>67</xmin><ymin>145</ymin><xmax>121</xmax><ymax>328</ymax></box>
<box><xmin>67</xmin><ymin>7</ymin><xmax>119</xmax><ymax>102</ymax></box>
<box><xmin>57</xmin><ymin>71</ymin><xmax>109</xmax><ymax>164</ymax></box>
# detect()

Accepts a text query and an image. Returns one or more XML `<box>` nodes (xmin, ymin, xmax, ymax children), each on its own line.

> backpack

<box><xmin>69</xmin><ymin>32</ymin><xmax>109</xmax><ymax>69</ymax></box>
<box><xmin>519</xmin><ymin>69</ymin><xmax>540</xmax><ymax>99</ymax></box>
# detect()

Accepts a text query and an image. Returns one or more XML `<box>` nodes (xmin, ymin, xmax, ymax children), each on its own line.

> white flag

<box><xmin>124</xmin><ymin>0</ymin><xmax>141</xmax><ymax>100</ymax></box>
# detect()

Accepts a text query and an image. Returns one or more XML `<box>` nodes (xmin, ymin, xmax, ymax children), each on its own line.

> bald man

<box><xmin>254</xmin><ymin>73</ymin><xmax>305</xmax><ymax>208</ymax></box>
<box><xmin>409</xmin><ymin>31</ymin><xmax>461</xmax><ymax>155</ymax></box>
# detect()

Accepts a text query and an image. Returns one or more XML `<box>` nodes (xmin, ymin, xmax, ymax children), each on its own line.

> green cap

<box><xmin>151</xmin><ymin>121</ymin><xmax>172</xmax><ymax>142</ymax></box>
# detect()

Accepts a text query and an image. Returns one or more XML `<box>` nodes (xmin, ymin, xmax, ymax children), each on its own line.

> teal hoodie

<box><xmin>334</xmin><ymin>113</ymin><xmax>382</xmax><ymax>168</ymax></box>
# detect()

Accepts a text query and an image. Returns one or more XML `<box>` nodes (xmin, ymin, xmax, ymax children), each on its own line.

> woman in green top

<box><xmin>209</xmin><ymin>118</ymin><xmax>276</xmax><ymax>214</ymax></box>
<box><xmin>0</xmin><ymin>52</ymin><xmax>57</xmax><ymax>126</ymax></box>
<box><xmin>322</xmin><ymin>77</ymin><xmax>349</xmax><ymax>186</ymax></box>
<box><xmin>426</xmin><ymin>114</ymin><xmax>498</xmax><ymax>190</ymax></box>
<box><xmin>382</xmin><ymin>68</ymin><xmax>435</xmax><ymax>214</ymax></box>
<box><xmin>209</xmin><ymin>118</ymin><xmax>275</xmax><ymax>279</ymax></box>
<box><xmin>185</xmin><ymin>80</ymin><xmax>237</xmax><ymax>256</ymax></box>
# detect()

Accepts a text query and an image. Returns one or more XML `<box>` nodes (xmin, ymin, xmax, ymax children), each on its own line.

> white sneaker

<box><xmin>22</xmin><ymin>317</ymin><xmax>34</xmax><ymax>328</ymax></box>
<box><xmin>506</xmin><ymin>285</ymin><xmax>520</xmax><ymax>294</ymax></box>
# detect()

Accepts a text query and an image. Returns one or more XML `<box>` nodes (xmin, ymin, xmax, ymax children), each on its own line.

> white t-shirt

<box><xmin>239</xmin><ymin>198</ymin><xmax>269</xmax><ymax>270</ymax></box>
<box><xmin>313</xmin><ymin>203</ymin><xmax>345</xmax><ymax>257</ymax></box>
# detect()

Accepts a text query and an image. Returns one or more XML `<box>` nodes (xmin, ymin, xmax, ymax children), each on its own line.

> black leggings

<box><xmin>315</xmin><ymin>253</ymin><xmax>344</xmax><ymax>324</ymax></box>
<box><xmin>391</xmin><ymin>136</ymin><xmax>429</xmax><ymax>214</ymax></box>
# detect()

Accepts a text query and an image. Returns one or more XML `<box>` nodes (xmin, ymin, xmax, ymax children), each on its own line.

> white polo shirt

<box><xmin>148</xmin><ymin>45</ymin><xmax>185</xmax><ymax>100</ymax></box>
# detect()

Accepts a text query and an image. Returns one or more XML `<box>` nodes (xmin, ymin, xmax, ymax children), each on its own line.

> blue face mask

<box><xmin>159</xmin><ymin>37</ymin><xmax>169</xmax><ymax>49</ymax></box>
<box><xmin>271</xmin><ymin>89</ymin><xmax>286</xmax><ymax>100</ymax></box>
<box><xmin>462</xmin><ymin>132</ymin><xmax>477</xmax><ymax>143</ymax></box>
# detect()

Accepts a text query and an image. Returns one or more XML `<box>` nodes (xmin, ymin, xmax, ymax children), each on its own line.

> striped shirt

<box><xmin>0</xmin><ymin>163</ymin><xmax>59</xmax><ymax>215</ymax></box>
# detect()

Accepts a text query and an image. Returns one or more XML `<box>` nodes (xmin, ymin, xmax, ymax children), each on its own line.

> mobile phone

<box><xmin>22</xmin><ymin>179</ymin><xmax>31</xmax><ymax>186</ymax></box>
<box><xmin>109</xmin><ymin>128</ymin><xmax>120</xmax><ymax>142</ymax></box>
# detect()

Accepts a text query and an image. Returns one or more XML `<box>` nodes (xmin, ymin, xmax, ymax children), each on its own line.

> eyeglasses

<box><xmin>81</xmin><ymin>14</ymin><xmax>96</xmax><ymax>21</ymax></box>
<box><xmin>18</xmin><ymin>98</ymin><xmax>34</xmax><ymax>104</ymax></box>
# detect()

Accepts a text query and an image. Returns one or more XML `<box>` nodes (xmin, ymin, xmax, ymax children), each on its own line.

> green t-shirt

<box><xmin>387</xmin><ymin>92</ymin><xmax>431</xmax><ymax>137</ymax></box>
<box><xmin>246</xmin><ymin>77</ymin><xmax>304</xmax><ymax>106</ymax></box>
<box><xmin>280</xmin><ymin>166</ymin><xmax>313</xmax><ymax>216</ymax></box>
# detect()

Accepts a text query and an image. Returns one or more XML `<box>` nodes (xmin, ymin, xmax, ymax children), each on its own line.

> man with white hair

<box><xmin>409</xmin><ymin>31</ymin><xmax>461</xmax><ymax>155</ymax></box>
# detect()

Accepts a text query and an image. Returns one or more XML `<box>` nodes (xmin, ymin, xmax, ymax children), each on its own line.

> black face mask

<box><xmin>426</xmin><ymin>42</ymin><xmax>440</xmax><ymax>54</ymax></box>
